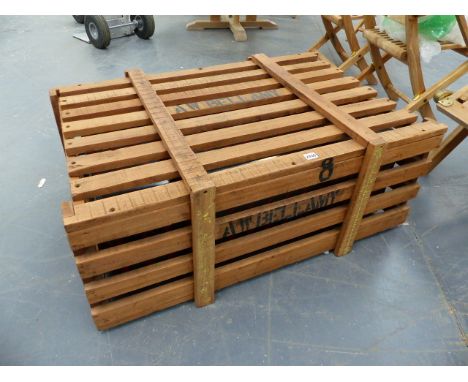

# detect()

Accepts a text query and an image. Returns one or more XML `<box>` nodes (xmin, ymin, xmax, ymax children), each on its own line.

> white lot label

<box><xmin>303</xmin><ymin>152</ymin><xmax>319</xmax><ymax>160</ymax></box>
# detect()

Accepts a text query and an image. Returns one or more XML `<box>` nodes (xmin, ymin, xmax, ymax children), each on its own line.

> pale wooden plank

<box><xmin>251</xmin><ymin>53</ymin><xmax>383</xmax><ymax>147</ymax></box>
<box><xmin>127</xmin><ymin>68</ymin><xmax>216</xmax><ymax>307</ymax></box>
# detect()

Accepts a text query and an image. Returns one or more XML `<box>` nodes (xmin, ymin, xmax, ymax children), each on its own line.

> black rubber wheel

<box><xmin>73</xmin><ymin>15</ymin><xmax>85</xmax><ymax>24</ymax></box>
<box><xmin>131</xmin><ymin>15</ymin><xmax>155</xmax><ymax>39</ymax></box>
<box><xmin>84</xmin><ymin>16</ymin><xmax>111</xmax><ymax>49</ymax></box>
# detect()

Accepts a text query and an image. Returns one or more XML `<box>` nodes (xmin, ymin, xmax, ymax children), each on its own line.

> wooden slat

<box><xmin>127</xmin><ymin>68</ymin><xmax>216</xmax><ymax>307</ymax></box>
<box><xmin>64</xmin><ymin>122</ymin><xmax>446</xmax><ymax>249</ymax></box>
<box><xmin>160</xmin><ymin>61</ymin><xmax>333</xmax><ymax>106</ymax></box>
<box><xmin>62</xmin><ymin>75</ymin><xmax>358</xmax><ymax>128</ymax></box>
<box><xmin>64</xmin><ymin>61</ymin><xmax>332</xmax><ymax>122</ymax></box>
<box><xmin>363</xmin><ymin>28</ymin><xmax>407</xmax><ymax>62</ymax></box>
<box><xmin>60</xmin><ymin>60</ymin><xmax>326</xmax><ymax>110</ymax></box>
<box><xmin>439</xmin><ymin>86</ymin><xmax>467</xmax><ymax>123</ymax></box>
<box><xmin>49</xmin><ymin>88</ymin><xmax>63</xmax><ymax>146</ymax></box>
<box><xmin>68</xmin><ymin>90</ymin><xmax>382</xmax><ymax>199</ymax></box>
<box><xmin>56</xmin><ymin>51</ymin><xmax>319</xmax><ymax>97</ymax></box>
<box><xmin>405</xmin><ymin>16</ymin><xmax>435</xmax><ymax>119</ymax></box>
<box><xmin>70</xmin><ymin>124</ymin><xmax>351</xmax><ymax>199</ymax></box>
<box><xmin>64</xmin><ymin>76</ymin><xmax>364</xmax><ymax>167</ymax></box>
<box><xmin>65</xmin><ymin>120</ymin><xmax>444</xmax><ymax>230</ymax></box>
<box><xmin>62</xmin><ymin>85</ymin><xmax>377</xmax><ymax>139</ymax></box>
<box><xmin>406</xmin><ymin>62</ymin><xmax>468</xmax><ymax>114</ymax></box>
<box><xmin>64</xmin><ymin>97</ymin><xmax>395</xmax><ymax>156</ymax></box>
<box><xmin>251</xmin><ymin>53</ymin><xmax>382</xmax><ymax>147</ymax></box>
<box><xmin>77</xmin><ymin>162</ymin><xmax>425</xmax><ymax>280</ymax></box>
<box><xmin>173</xmin><ymin>86</ymin><xmax>377</xmax><ymax>134</ymax></box>
<box><xmin>61</xmin><ymin>69</ymin><xmax>358</xmax><ymax>139</ymax></box>
<box><xmin>84</xmin><ymin>183</ymin><xmax>419</xmax><ymax>304</ymax></box>
<box><xmin>190</xmin><ymin>186</ymin><xmax>216</xmax><ymax>306</ymax></box>
<box><xmin>215</xmin><ymin>207</ymin><xmax>408</xmax><ymax>290</ymax></box>
<box><xmin>126</xmin><ymin>69</ymin><xmax>212</xmax><ymax>194</ymax></box>
<box><xmin>166</xmin><ymin>69</ymin><xmax>349</xmax><ymax>120</ymax></box>
<box><xmin>90</xmin><ymin>205</ymin><xmax>410</xmax><ymax>330</ymax></box>
<box><xmin>67</xmin><ymin>109</ymin><xmax>415</xmax><ymax>177</ymax></box>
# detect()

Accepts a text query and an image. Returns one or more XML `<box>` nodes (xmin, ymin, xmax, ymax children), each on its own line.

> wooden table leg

<box><xmin>186</xmin><ymin>15</ymin><xmax>278</xmax><ymax>41</ymax></box>
<box><xmin>229</xmin><ymin>15</ymin><xmax>247</xmax><ymax>42</ymax></box>
<box><xmin>186</xmin><ymin>15</ymin><xmax>228</xmax><ymax>30</ymax></box>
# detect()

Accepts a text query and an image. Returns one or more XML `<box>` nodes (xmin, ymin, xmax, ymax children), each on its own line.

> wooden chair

<box><xmin>309</xmin><ymin>15</ymin><xmax>377</xmax><ymax>84</ymax></box>
<box><xmin>362</xmin><ymin>16</ymin><xmax>467</xmax><ymax>120</ymax></box>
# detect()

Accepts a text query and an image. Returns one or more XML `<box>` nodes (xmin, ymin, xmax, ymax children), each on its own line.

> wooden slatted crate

<box><xmin>50</xmin><ymin>51</ymin><xmax>447</xmax><ymax>330</ymax></box>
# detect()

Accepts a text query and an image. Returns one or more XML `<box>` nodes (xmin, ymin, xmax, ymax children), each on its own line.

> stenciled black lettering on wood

<box><xmin>319</xmin><ymin>158</ymin><xmax>334</xmax><ymax>182</ymax></box>
<box><xmin>221</xmin><ymin>189</ymin><xmax>343</xmax><ymax>239</ymax></box>
<box><xmin>174</xmin><ymin>89</ymin><xmax>280</xmax><ymax>114</ymax></box>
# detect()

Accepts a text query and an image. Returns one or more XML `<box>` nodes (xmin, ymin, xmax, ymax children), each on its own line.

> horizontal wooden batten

<box><xmin>84</xmin><ymin>184</ymin><xmax>418</xmax><ymax>304</ymax></box>
<box><xmin>67</xmin><ymin>120</ymin><xmax>442</xmax><ymax>208</ymax></box>
<box><xmin>70</xmin><ymin>96</ymin><xmax>398</xmax><ymax>201</ymax></box>
<box><xmin>61</xmin><ymin>61</ymin><xmax>337</xmax><ymax>123</ymax></box>
<box><xmin>65</xmin><ymin>123</ymin><xmax>444</xmax><ymax>250</ymax></box>
<box><xmin>62</xmin><ymin>84</ymin><xmax>376</xmax><ymax>139</ymax></box>
<box><xmin>64</xmin><ymin>96</ymin><xmax>391</xmax><ymax>157</ymax></box>
<box><xmin>79</xmin><ymin>165</ymin><xmax>421</xmax><ymax>283</ymax></box>
<box><xmin>172</xmin><ymin>87</ymin><xmax>377</xmax><ymax>131</ymax></box>
<box><xmin>59</xmin><ymin>60</ymin><xmax>329</xmax><ymax>111</ymax></box>
<box><xmin>67</xmin><ymin>108</ymin><xmax>415</xmax><ymax>179</ymax></box>
<box><xmin>91</xmin><ymin>205</ymin><xmax>409</xmax><ymax>330</ymax></box>
<box><xmin>57</xmin><ymin>52</ymin><xmax>319</xmax><ymax>97</ymax></box>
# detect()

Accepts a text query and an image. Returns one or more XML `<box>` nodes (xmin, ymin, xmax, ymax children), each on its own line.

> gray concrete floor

<box><xmin>0</xmin><ymin>16</ymin><xmax>467</xmax><ymax>365</ymax></box>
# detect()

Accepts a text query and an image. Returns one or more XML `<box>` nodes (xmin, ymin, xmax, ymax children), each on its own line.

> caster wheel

<box><xmin>131</xmin><ymin>15</ymin><xmax>155</xmax><ymax>39</ymax></box>
<box><xmin>85</xmin><ymin>15</ymin><xmax>111</xmax><ymax>49</ymax></box>
<box><xmin>73</xmin><ymin>15</ymin><xmax>85</xmax><ymax>24</ymax></box>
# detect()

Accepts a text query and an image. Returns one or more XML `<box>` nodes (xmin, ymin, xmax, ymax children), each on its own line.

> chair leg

<box><xmin>455</xmin><ymin>16</ymin><xmax>468</xmax><ymax>47</ymax></box>
<box><xmin>363</xmin><ymin>16</ymin><xmax>400</xmax><ymax>101</ymax></box>
<box><xmin>405</xmin><ymin>16</ymin><xmax>436</xmax><ymax>119</ymax></box>
<box><xmin>309</xmin><ymin>31</ymin><xmax>333</xmax><ymax>51</ymax></box>
<box><xmin>428</xmin><ymin>125</ymin><xmax>467</xmax><ymax>172</ymax></box>
<box><xmin>356</xmin><ymin>52</ymin><xmax>390</xmax><ymax>81</ymax></box>
<box><xmin>368</xmin><ymin>45</ymin><xmax>400</xmax><ymax>101</ymax></box>
<box><xmin>341</xmin><ymin>16</ymin><xmax>377</xmax><ymax>85</ymax></box>
<box><xmin>321</xmin><ymin>16</ymin><xmax>349</xmax><ymax>62</ymax></box>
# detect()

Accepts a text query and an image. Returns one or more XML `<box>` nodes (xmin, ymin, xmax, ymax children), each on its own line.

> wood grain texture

<box><xmin>334</xmin><ymin>140</ymin><xmax>386</xmax><ymax>256</ymax></box>
<box><xmin>49</xmin><ymin>51</ymin><xmax>448</xmax><ymax>330</ymax></box>
<box><xmin>127</xmin><ymin>68</ymin><xmax>216</xmax><ymax>307</ymax></box>
<box><xmin>250</xmin><ymin>53</ymin><xmax>383</xmax><ymax>147</ymax></box>
<box><xmin>91</xmin><ymin>206</ymin><xmax>410</xmax><ymax>330</ymax></box>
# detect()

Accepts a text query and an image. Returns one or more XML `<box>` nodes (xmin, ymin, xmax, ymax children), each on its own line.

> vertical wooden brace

<box><xmin>191</xmin><ymin>187</ymin><xmax>216</xmax><ymax>306</ymax></box>
<box><xmin>126</xmin><ymin>68</ymin><xmax>216</xmax><ymax>307</ymax></box>
<box><xmin>404</xmin><ymin>16</ymin><xmax>435</xmax><ymax>119</ymax></box>
<box><xmin>334</xmin><ymin>139</ymin><xmax>386</xmax><ymax>256</ymax></box>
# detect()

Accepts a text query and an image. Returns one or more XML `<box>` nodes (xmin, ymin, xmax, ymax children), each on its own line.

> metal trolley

<box><xmin>73</xmin><ymin>15</ymin><xmax>155</xmax><ymax>49</ymax></box>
